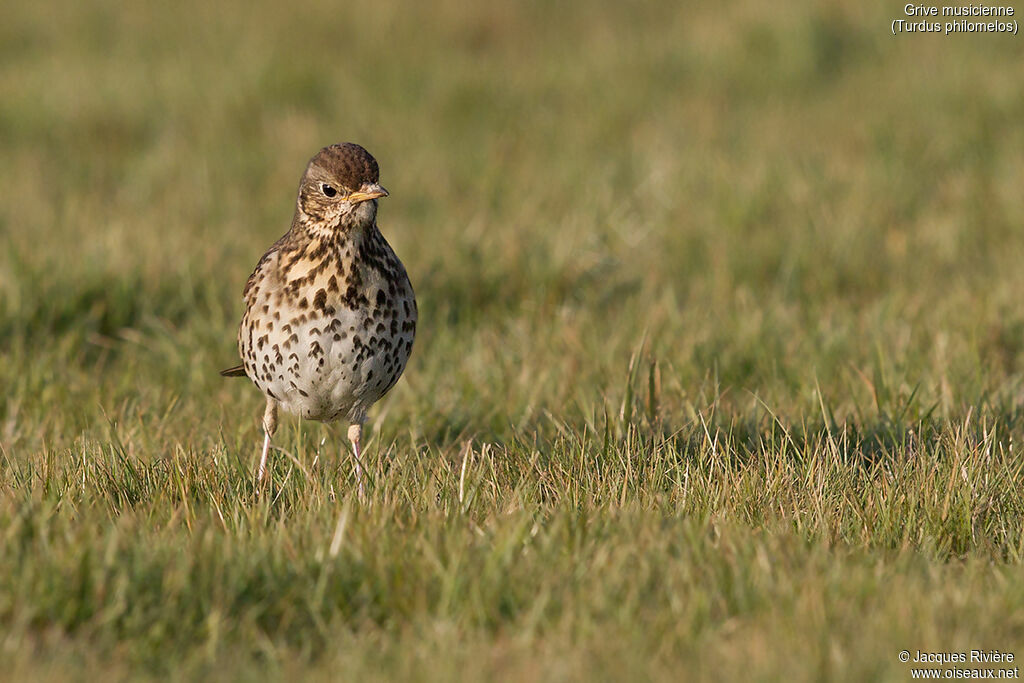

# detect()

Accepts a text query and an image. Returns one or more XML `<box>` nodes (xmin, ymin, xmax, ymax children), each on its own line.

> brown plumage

<box><xmin>222</xmin><ymin>143</ymin><xmax>417</xmax><ymax>495</ymax></box>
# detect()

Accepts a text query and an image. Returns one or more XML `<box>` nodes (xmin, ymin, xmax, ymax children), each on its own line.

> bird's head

<box><xmin>296</xmin><ymin>142</ymin><xmax>388</xmax><ymax>233</ymax></box>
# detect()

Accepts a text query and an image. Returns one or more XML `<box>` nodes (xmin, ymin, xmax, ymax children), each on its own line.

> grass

<box><xmin>3</xmin><ymin>0</ymin><xmax>1024</xmax><ymax>679</ymax></box>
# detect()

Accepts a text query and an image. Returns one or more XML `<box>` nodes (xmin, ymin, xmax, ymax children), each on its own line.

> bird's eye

<box><xmin>320</xmin><ymin>184</ymin><xmax>337</xmax><ymax>197</ymax></box>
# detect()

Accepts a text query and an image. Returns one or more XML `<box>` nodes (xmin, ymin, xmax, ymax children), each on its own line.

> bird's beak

<box><xmin>346</xmin><ymin>183</ymin><xmax>389</xmax><ymax>203</ymax></box>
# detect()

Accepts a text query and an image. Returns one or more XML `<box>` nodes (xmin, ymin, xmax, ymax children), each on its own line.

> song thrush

<box><xmin>221</xmin><ymin>143</ymin><xmax>417</xmax><ymax>496</ymax></box>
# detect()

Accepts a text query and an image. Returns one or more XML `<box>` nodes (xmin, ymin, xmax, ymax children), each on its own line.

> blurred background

<box><xmin>4</xmin><ymin>1</ymin><xmax>1024</xmax><ymax>679</ymax></box>
<box><xmin>3</xmin><ymin>0</ymin><xmax>1024</xmax><ymax>453</ymax></box>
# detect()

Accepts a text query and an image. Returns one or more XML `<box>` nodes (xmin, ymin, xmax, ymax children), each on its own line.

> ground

<box><xmin>2</xmin><ymin>1</ymin><xmax>1024</xmax><ymax>680</ymax></box>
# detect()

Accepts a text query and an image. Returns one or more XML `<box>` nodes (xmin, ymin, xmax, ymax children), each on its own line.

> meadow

<box><xmin>2</xmin><ymin>0</ymin><xmax>1024</xmax><ymax>680</ymax></box>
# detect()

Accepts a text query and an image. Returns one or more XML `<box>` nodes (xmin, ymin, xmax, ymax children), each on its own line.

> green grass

<box><xmin>3</xmin><ymin>0</ymin><xmax>1024</xmax><ymax>680</ymax></box>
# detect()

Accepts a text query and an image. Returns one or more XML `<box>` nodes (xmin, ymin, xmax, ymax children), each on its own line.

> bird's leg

<box><xmin>258</xmin><ymin>398</ymin><xmax>279</xmax><ymax>483</ymax></box>
<box><xmin>347</xmin><ymin>423</ymin><xmax>365</xmax><ymax>500</ymax></box>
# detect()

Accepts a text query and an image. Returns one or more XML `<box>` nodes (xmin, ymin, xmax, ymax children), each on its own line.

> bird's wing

<box><xmin>243</xmin><ymin>234</ymin><xmax>292</xmax><ymax>302</ymax></box>
<box><xmin>225</xmin><ymin>232</ymin><xmax>293</xmax><ymax>379</ymax></box>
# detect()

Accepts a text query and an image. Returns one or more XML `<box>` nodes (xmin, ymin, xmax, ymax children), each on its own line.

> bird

<box><xmin>220</xmin><ymin>142</ymin><xmax>417</xmax><ymax>497</ymax></box>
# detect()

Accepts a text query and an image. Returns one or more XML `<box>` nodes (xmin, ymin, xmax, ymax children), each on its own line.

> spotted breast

<box><xmin>238</xmin><ymin>225</ymin><xmax>416</xmax><ymax>425</ymax></box>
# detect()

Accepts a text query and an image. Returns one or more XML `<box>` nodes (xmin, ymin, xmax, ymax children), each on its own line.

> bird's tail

<box><xmin>219</xmin><ymin>364</ymin><xmax>247</xmax><ymax>378</ymax></box>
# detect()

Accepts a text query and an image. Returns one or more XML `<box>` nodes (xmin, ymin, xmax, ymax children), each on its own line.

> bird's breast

<box><xmin>238</xmin><ymin>232</ymin><xmax>416</xmax><ymax>423</ymax></box>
